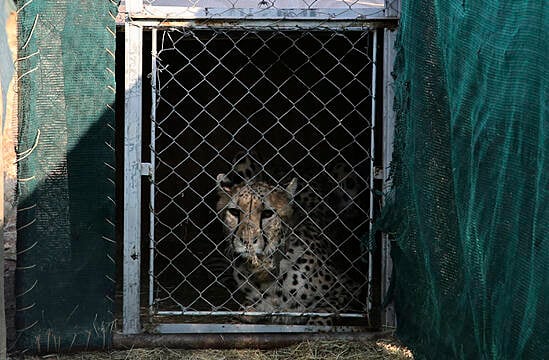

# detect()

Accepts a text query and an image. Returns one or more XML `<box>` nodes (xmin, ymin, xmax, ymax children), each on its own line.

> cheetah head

<box><xmin>216</xmin><ymin>174</ymin><xmax>297</xmax><ymax>274</ymax></box>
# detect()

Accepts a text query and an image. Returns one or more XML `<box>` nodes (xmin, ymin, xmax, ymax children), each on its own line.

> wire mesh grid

<box><xmin>147</xmin><ymin>26</ymin><xmax>377</xmax><ymax>326</ymax></box>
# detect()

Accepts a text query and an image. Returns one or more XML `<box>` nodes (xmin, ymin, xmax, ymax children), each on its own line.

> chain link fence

<box><xmin>146</xmin><ymin>26</ymin><xmax>380</xmax><ymax>328</ymax></box>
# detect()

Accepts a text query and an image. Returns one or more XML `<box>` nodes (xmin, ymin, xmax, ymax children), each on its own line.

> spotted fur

<box><xmin>216</xmin><ymin>174</ymin><xmax>361</xmax><ymax>326</ymax></box>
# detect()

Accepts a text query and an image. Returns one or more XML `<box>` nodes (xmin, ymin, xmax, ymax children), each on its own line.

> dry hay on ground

<box><xmin>13</xmin><ymin>338</ymin><xmax>412</xmax><ymax>360</ymax></box>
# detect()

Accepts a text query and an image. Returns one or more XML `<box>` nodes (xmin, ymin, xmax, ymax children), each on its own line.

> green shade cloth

<box><xmin>16</xmin><ymin>0</ymin><xmax>117</xmax><ymax>352</ymax></box>
<box><xmin>381</xmin><ymin>0</ymin><xmax>548</xmax><ymax>358</ymax></box>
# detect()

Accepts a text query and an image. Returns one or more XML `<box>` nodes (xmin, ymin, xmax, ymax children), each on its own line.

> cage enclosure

<box><xmin>121</xmin><ymin>0</ymin><xmax>396</xmax><ymax>336</ymax></box>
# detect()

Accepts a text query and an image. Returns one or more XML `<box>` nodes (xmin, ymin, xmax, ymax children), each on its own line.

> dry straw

<box><xmin>17</xmin><ymin>339</ymin><xmax>412</xmax><ymax>360</ymax></box>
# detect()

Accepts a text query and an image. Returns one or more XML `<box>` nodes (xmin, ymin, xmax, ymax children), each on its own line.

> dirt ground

<box><xmin>11</xmin><ymin>338</ymin><xmax>413</xmax><ymax>359</ymax></box>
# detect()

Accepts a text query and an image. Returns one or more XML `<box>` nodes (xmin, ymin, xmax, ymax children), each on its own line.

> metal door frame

<box><xmin>122</xmin><ymin>0</ymin><xmax>399</xmax><ymax>335</ymax></box>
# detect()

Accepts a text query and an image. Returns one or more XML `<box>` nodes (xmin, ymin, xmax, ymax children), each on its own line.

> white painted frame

<box><xmin>122</xmin><ymin>0</ymin><xmax>392</xmax><ymax>21</ymax></box>
<box><xmin>123</xmin><ymin>3</ymin><xmax>144</xmax><ymax>334</ymax></box>
<box><xmin>380</xmin><ymin>0</ymin><xmax>399</xmax><ymax>328</ymax></box>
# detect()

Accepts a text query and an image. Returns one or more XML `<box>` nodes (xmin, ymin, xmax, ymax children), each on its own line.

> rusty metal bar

<box><xmin>153</xmin><ymin>323</ymin><xmax>371</xmax><ymax>334</ymax></box>
<box><xmin>156</xmin><ymin>310</ymin><xmax>366</xmax><ymax>317</ymax></box>
<box><xmin>113</xmin><ymin>330</ymin><xmax>393</xmax><ymax>350</ymax></box>
<box><xmin>367</xmin><ymin>28</ymin><xmax>378</xmax><ymax>316</ymax></box>
<box><xmin>381</xmin><ymin>26</ymin><xmax>397</xmax><ymax>329</ymax></box>
<box><xmin>148</xmin><ymin>27</ymin><xmax>157</xmax><ymax>317</ymax></box>
<box><xmin>117</xmin><ymin>19</ymin><xmax>399</xmax><ymax>31</ymax></box>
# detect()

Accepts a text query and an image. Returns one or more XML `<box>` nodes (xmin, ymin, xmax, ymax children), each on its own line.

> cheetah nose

<box><xmin>233</xmin><ymin>239</ymin><xmax>263</xmax><ymax>255</ymax></box>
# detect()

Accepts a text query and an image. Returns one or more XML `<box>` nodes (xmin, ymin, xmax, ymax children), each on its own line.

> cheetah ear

<box><xmin>285</xmin><ymin>177</ymin><xmax>298</xmax><ymax>198</ymax></box>
<box><xmin>216</xmin><ymin>173</ymin><xmax>233</xmax><ymax>194</ymax></box>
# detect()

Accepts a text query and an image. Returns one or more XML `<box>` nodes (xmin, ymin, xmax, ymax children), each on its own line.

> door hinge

<box><xmin>374</xmin><ymin>166</ymin><xmax>384</xmax><ymax>180</ymax></box>
<box><xmin>141</xmin><ymin>162</ymin><xmax>153</xmax><ymax>176</ymax></box>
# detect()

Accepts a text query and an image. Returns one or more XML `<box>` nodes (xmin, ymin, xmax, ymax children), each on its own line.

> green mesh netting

<box><xmin>382</xmin><ymin>0</ymin><xmax>548</xmax><ymax>358</ymax></box>
<box><xmin>16</xmin><ymin>0</ymin><xmax>116</xmax><ymax>352</ymax></box>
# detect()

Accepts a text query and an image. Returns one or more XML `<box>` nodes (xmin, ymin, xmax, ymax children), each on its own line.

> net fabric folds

<box><xmin>16</xmin><ymin>0</ymin><xmax>117</xmax><ymax>352</ymax></box>
<box><xmin>383</xmin><ymin>0</ymin><xmax>548</xmax><ymax>358</ymax></box>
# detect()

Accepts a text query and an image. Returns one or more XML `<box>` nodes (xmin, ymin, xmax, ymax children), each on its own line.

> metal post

<box><xmin>123</xmin><ymin>16</ymin><xmax>144</xmax><ymax>334</ymax></box>
<box><xmin>367</xmin><ymin>29</ymin><xmax>378</xmax><ymax>318</ymax></box>
<box><xmin>381</xmin><ymin>26</ymin><xmax>397</xmax><ymax>329</ymax></box>
<box><xmin>148</xmin><ymin>28</ymin><xmax>157</xmax><ymax>314</ymax></box>
<box><xmin>126</xmin><ymin>0</ymin><xmax>144</xmax><ymax>14</ymax></box>
<box><xmin>384</xmin><ymin>0</ymin><xmax>401</xmax><ymax>17</ymax></box>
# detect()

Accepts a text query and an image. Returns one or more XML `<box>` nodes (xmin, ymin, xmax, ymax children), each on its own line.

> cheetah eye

<box><xmin>261</xmin><ymin>209</ymin><xmax>275</xmax><ymax>219</ymax></box>
<box><xmin>227</xmin><ymin>208</ymin><xmax>240</xmax><ymax>217</ymax></box>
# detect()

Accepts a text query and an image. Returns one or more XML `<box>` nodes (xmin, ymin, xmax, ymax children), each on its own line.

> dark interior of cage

<box><xmin>149</xmin><ymin>29</ymin><xmax>375</xmax><ymax>326</ymax></box>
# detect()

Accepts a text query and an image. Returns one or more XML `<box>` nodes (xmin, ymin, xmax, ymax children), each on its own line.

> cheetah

<box><xmin>216</xmin><ymin>173</ymin><xmax>363</xmax><ymax>326</ymax></box>
<box><xmin>227</xmin><ymin>154</ymin><xmax>367</xmax><ymax>225</ymax></box>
